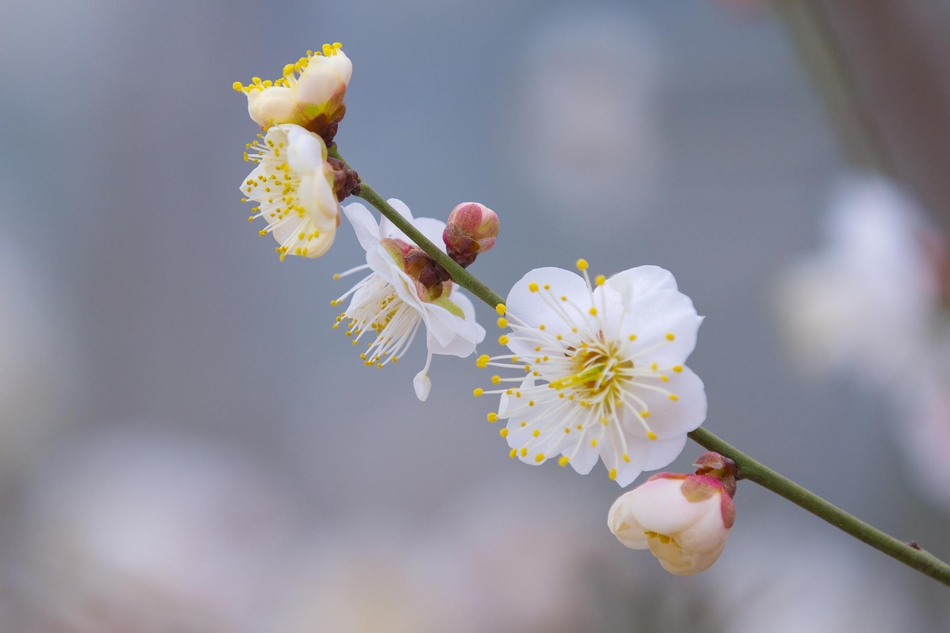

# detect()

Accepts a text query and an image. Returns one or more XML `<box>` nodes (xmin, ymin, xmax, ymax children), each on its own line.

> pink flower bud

<box><xmin>607</xmin><ymin>462</ymin><xmax>736</xmax><ymax>576</ymax></box>
<box><xmin>443</xmin><ymin>202</ymin><xmax>500</xmax><ymax>265</ymax></box>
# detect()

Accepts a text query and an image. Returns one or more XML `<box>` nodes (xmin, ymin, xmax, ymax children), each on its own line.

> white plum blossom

<box><xmin>234</xmin><ymin>43</ymin><xmax>352</xmax><ymax>135</ymax></box>
<box><xmin>777</xmin><ymin>174</ymin><xmax>937</xmax><ymax>385</ymax></box>
<box><xmin>478</xmin><ymin>261</ymin><xmax>706</xmax><ymax>485</ymax></box>
<box><xmin>333</xmin><ymin>199</ymin><xmax>486</xmax><ymax>400</ymax></box>
<box><xmin>240</xmin><ymin>124</ymin><xmax>341</xmax><ymax>260</ymax></box>
<box><xmin>608</xmin><ymin>455</ymin><xmax>736</xmax><ymax>576</ymax></box>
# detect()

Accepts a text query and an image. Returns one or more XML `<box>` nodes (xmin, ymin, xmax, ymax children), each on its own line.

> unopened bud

<box><xmin>608</xmin><ymin>453</ymin><xmax>737</xmax><ymax>576</ymax></box>
<box><xmin>443</xmin><ymin>202</ymin><xmax>500</xmax><ymax>267</ymax></box>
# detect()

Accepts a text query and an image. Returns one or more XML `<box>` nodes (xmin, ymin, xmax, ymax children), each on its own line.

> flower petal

<box><xmin>379</xmin><ymin>198</ymin><xmax>414</xmax><ymax>239</ymax></box>
<box><xmin>642</xmin><ymin>434</ymin><xmax>689</xmax><ymax>471</ymax></box>
<box><xmin>620</xmin><ymin>289</ymin><xmax>703</xmax><ymax>366</ymax></box>
<box><xmin>343</xmin><ymin>202</ymin><xmax>382</xmax><ymax>252</ymax></box>
<box><xmin>627</xmin><ymin>478</ymin><xmax>707</xmax><ymax>535</ymax></box>
<box><xmin>607</xmin><ymin>265</ymin><xmax>678</xmax><ymax>299</ymax></box>
<box><xmin>628</xmin><ymin>365</ymin><xmax>706</xmax><ymax>439</ymax></box>
<box><xmin>506</xmin><ymin>267</ymin><xmax>592</xmax><ymax>357</ymax></box>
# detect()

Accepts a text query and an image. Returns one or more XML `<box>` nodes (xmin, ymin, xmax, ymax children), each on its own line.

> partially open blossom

<box><xmin>234</xmin><ymin>43</ymin><xmax>352</xmax><ymax>142</ymax></box>
<box><xmin>443</xmin><ymin>202</ymin><xmax>500</xmax><ymax>267</ymax></box>
<box><xmin>240</xmin><ymin>124</ymin><xmax>342</xmax><ymax>260</ymax></box>
<box><xmin>477</xmin><ymin>261</ymin><xmax>706</xmax><ymax>485</ymax></box>
<box><xmin>332</xmin><ymin>199</ymin><xmax>486</xmax><ymax>400</ymax></box>
<box><xmin>608</xmin><ymin>452</ymin><xmax>736</xmax><ymax>575</ymax></box>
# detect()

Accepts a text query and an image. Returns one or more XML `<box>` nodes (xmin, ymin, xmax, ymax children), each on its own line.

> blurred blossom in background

<box><xmin>777</xmin><ymin>174</ymin><xmax>950</xmax><ymax>514</ymax></box>
<box><xmin>1</xmin><ymin>0</ymin><xmax>950</xmax><ymax>631</ymax></box>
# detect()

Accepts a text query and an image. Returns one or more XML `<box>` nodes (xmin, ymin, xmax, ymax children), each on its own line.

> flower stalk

<box><xmin>335</xmin><ymin>146</ymin><xmax>950</xmax><ymax>588</ymax></box>
<box><xmin>688</xmin><ymin>427</ymin><xmax>950</xmax><ymax>587</ymax></box>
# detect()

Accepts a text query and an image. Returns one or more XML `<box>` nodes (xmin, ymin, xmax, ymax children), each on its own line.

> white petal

<box><xmin>500</xmin><ymin>376</ymin><xmax>535</xmax><ymax>418</ymax></box>
<box><xmin>294</xmin><ymin>56</ymin><xmax>344</xmax><ymax>105</ymax></box>
<box><xmin>620</xmin><ymin>290</ymin><xmax>703</xmax><ymax>366</ymax></box>
<box><xmin>628</xmin><ymin>478</ymin><xmax>706</xmax><ymax>535</ymax></box>
<box><xmin>505</xmin><ymin>267</ymin><xmax>592</xmax><ymax>356</ymax></box>
<box><xmin>379</xmin><ymin>198</ymin><xmax>414</xmax><ymax>239</ymax></box>
<box><xmin>629</xmin><ymin>365</ymin><xmax>706</xmax><ymax>439</ymax></box>
<box><xmin>447</xmin><ymin>290</ymin><xmax>486</xmax><ymax>344</ymax></box>
<box><xmin>283</xmin><ymin>124</ymin><xmax>327</xmax><ymax>174</ymax></box>
<box><xmin>642</xmin><ymin>434</ymin><xmax>689</xmax><ymax>471</ymax></box>
<box><xmin>657</xmin><ymin>540</ymin><xmax>726</xmax><ymax>576</ymax></box>
<box><xmin>410</xmin><ymin>217</ymin><xmax>448</xmax><ymax>251</ymax></box>
<box><xmin>600</xmin><ymin>427</ymin><xmax>649</xmax><ymax>487</ymax></box>
<box><xmin>413</xmin><ymin>371</ymin><xmax>431</xmax><ymax>402</ymax></box>
<box><xmin>608</xmin><ymin>493</ymin><xmax>650</xmax><ymax>550</ymax></box>
<box><xmin>676</xmin><ymin>499</ymin><xmax>729</xmax><ymax>554</ymax></box>
<box><xmin>607</xmin><ymin>265</ymin><xmax>678</xmax><ymax>299</ymax></box>
<box><xmin>246</xmin><ymin>86</ymin><xmax>295</xmax><ymax>128</ymax></box>
<box><xmin>343</xmin><ymin>203</ymin><xmax>382</xmax><ymax>252</ymax></box>
<box><xmin>564</xmin><ymin>436</ymin><xmax>600</xmax><ymax>475</ymax></box>
<box><xmin>424</xmin><ymin>309</ymin><xmax>482</xmax><ymax>357</ymax></box>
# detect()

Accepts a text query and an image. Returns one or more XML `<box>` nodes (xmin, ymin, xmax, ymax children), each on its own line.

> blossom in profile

<box><xmin>233</xmin><ymin>43</ymin><xmax>352</xmax><ymax>142</ymax></box>
<box><xmin>240</xmin><ymin>124</ymin><xmax>342</xmax><ymax>261</ymax></box>
<box><xmin>608</xmin><ymin>452</ymin><xmax>736</xmax><ymax>575</ymax></box>
<box><xmin>333</xmin><ymin>199</ymin><xmax>486</xmax><ymax>400</ymax></box>
<box><xmin>477</xmin><ymin>261</ymin><xmax>706</xmax><ymax>485</ymax></box>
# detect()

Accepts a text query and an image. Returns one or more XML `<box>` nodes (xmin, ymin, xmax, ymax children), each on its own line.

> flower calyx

<box><xmin>691</xmin><ymin>451</ymin><xmax>738</xmax><ymax>498</ymax></box>
<box><xmin>326</xmin><ymin>155</ymin><xmax>361</xmax><ymax>202</ymax></box>
<box><xmin>403</xmin><ymin>248</ymin><xmax>451</xmax><ymax>301</ymax></box>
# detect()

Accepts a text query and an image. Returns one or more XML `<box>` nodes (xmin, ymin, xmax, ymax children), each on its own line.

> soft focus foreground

<box><xmin>2</xmin><ymin>1</ymin><xmax>950</xmax><ymax>631</ymax></box>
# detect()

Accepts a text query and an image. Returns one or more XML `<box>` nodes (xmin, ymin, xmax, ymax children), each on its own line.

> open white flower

<box><xmin>333</xmin><ymin>200</ymin><xmax>486</xmax><ymax>400</ymax></box>
<box><xmin>240</xmin><ymin>124</ymin><xmax>340</xmax><ymax>260</ymax></box>
<box><xmin>478</xmin><ymin>261</ymin><xmax>706</xmax><ymax>485</ymax></box>
<box><xmin>233</xmin><ymin>43</ymin><xmax>352</xmax><ymax>138</ymax></box>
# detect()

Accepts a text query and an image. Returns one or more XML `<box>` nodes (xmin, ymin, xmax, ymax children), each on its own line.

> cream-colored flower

<box><xmin>608</xmin><ymin>460</ymin><xmax>735</xmax><ymax>575</ymax></box>
<box><xmin>240</xmin><ymin>124</ymin><xmax>340</xmax><ymax>260</ymax></box>
<box><xmin>234</xmin><ymin>43</ymin><xmax>352</xmax><ymax>140</ymax></box>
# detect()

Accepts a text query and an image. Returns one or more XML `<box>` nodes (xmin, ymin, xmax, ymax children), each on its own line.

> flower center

<box><xmin>550</xmin><ymin>338</ymin><xmax>633</xmax><ymax>414</ymax></box>
<box><xmin>332</xmin><ymin>273</ymin><xmax>423</xmax><ymax>368</ymax></box>
<box><xmin>243</xmin><ymin>132</ymin><xmax>329</xmax><ymax>260</ymax></box>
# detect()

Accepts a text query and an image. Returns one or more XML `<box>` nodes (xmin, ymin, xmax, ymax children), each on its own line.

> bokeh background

<box><xmin>2</xmin><ymin>0</ymin><xmax>949</xmax><ymax>630</ymax></box>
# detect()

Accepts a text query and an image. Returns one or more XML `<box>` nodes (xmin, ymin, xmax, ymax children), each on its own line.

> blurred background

<box><xmin>2</xmin><ymin>0</ymin><xmax>950</xmax><ymax>630</ymax></box>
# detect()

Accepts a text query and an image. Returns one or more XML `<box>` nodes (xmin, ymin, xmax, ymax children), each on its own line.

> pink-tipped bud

<box><xmin>608</xmin><ymin>452</ymin><xmax>737</xmax><ymax>576</ymax></box>
<box><xmin>443</xmin><ymin>202</ymin><xmax>500</xmax><ymax>267</ymax></box>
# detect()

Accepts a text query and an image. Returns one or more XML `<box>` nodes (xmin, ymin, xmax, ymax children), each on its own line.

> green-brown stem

<box><xmin>335</xmin><ymin>147</ymin><xmax>950</xmax><ymax>587</ymax></box>
<box><xmin>688</xmin><ymin>427</ymin><xmax>950</xmax><ymax>586</ymax></box>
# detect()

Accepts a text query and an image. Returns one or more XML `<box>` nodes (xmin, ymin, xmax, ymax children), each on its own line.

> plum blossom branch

<box><xmin>688</xmin><ymin>427</ymin><xmax>950</xmax><ymax>587</ymax></box>
<box><xmin>336</xmin><ymin>147</ymin><xmax>950</xmax><ymax>588</ymax></box>
<box><xmin>329</xmin><ymin>146</ymin><xmax>505</xmax><ymax>309</ymax></box>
